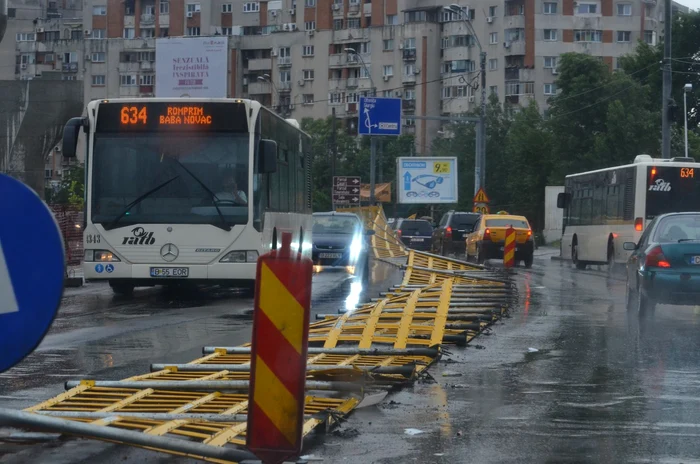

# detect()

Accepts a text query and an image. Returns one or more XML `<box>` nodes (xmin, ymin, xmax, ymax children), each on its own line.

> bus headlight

<box><xmin>84</xmin><ymin>250</ymin><xmax>121</xmax><ymax>262</ymax></box>
<box><xmin>220</xmin><ymin>250</ymin><xmax>259</xmax><ymax>263</ymax></box>
<box><xmin>349</xmin><ymin>236</ymin><xmax>363</xmax><ymax>262</ymax></box>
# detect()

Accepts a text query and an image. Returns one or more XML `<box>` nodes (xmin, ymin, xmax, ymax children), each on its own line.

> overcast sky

<box><xmin>679</xmin><ymin>0</ymin><xmax>699</xmax><ymax>11</ymax></box>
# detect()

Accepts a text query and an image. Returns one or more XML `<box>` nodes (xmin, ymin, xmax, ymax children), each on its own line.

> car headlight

<box><xmin>349</xmin><ymin>236</ymin><xmax>363</xmax><ymax>262</ymax></box>
<box><xmin>84</xmin><ymin>249</ymin><xmax>121</xmax><ymax>262</ymax></box>
<box><xmin>220</xmin><ymin>250</ymin><xmax>259</xmax><ymax>263</ymax></box>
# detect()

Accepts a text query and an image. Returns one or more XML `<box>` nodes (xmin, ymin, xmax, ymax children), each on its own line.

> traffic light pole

<box><xmin>661</xmin><ymin>0</ymin><xmax>672</xmax><ymax>159</ymax></box>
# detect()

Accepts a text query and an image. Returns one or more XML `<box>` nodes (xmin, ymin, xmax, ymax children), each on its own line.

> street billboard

<box><xmin>397</xmin><ymin>157</ymin><xmax>458</xmax><ymax>204</ymax></box>
<box><xmin>155</xmin><ymin>37</ymin><xmax>228</xmax><ymax>98</ymax></box>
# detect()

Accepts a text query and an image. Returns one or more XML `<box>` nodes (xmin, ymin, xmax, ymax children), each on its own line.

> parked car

<box><xmin>432</xmin><ymin>211</ymin><xmax>481</xmax><ymax>255</ymax></box>
<box><xmin>312</xmin><ymin>212</ymin><xmax>374</xmax><ymax>279</ymax></box>
<box><xmin>466</xmin><ymin>213</ymin><xmax>535</xmax><ymax>267</ymax></box>
<box><xmin>394</xmin><ymin>218</ymin><xmax>433</xmax><ymax>251</ymax></box>
<box><xmin>624</xmin><ymin>212</ymin><xmax>700</xmax><ymax>313</ymax></box>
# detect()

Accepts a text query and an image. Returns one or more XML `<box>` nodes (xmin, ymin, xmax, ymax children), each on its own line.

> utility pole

<box><xmin>330</xmin><ymin>107</ymin><xmax>337</xmax><ymax>180</ymax></box>
<box><xmin>479</xmin><ymin>50</ymin><xmax>487</xmax><ymax>189</ymax></box>
<box><xmin>661</xmin><ymin>0</ymin><xmax>672</xmax><ymax>159</ymax></box>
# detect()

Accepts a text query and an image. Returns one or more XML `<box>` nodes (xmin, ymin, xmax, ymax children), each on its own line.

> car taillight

<box><xmin>646</xmin><ymin>246</ymin><xmax>671</xmax><ymax>268</ymax></box>
<box><xmin>446</xmin><ymin>226</ymin><xmax>452</xmax><ymax>238</ymax></box>
<box><xmin>396</xmin><ymin>229</ymin><xmax>402</xmax><ymax>237</ymax></box>
<box><xmin>527</xmin><ymin>230</ymin><xmax>532</xmax><ymax>237</ymax></box>
<box><xmin>635</xmin><ymin>217</ymin><xmax>644</xmax><ymax>232</ymax></box>
<box><xmin>484</xmin><ymin>228</ymin><xmax>491</xmax><ymax>239</ymax></box>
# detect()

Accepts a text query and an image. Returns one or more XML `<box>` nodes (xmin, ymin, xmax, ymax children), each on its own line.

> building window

<box><xmin>92</xmin><ymin>75</ymin><xmax>106</xmax><ymax>86</ymax></box>
<box><xmin>383</xmin><ymin>39</ymin><xmax>394</xmax><ymax>51</ymax></box>
<box><xmin>333</xmin><ymin>19</ymin><xmax>343</xmax><ymax>30</ymax></box>
<box><xmin>544</xmin><ymin>56</ymin><xmax>557</xmax><ymax>68</ymax></box>
<box><xmin>450</xmin><ymin>60</ymin><xmax>475</xmax><ymax>72</ymax></box>
<box><xmin>16</xmin><ymin>32</ymin><xmax>36</xmax><ymax>41</ymax></box>
<box><xmin>160</xmin><ymin>0</ymin><xmax>169</xmax><ymax>14</ymax></box>
<box><xmin>488</xmin><ymin>5</ymin><xmax>497</xmax><ymax>16</ymax></box>
<box><xmin>63</xmin><ymin>52</ymin><xmax>77</xmax><ymax>62</ymax></box>
<box><xmin>383</xmin><ymin>65</ymin><xmax>393</xmax><ymax>76</ymax></box>
<box><xmin>160</xmin><ymin>27</ymin><xmax>170</xmax><ymax>37</ymax></box>
<box><xmin>303</xmin><ymin>69</ymin><xmax>314</xmax><ymax>80</ymax></box>
<box><xmin>617</xmin><ymin>3</ymin><xmax>632</xmax><ymax>15</ymax></box>
<box><xmin>305</xmin><ymin>21</ymin><xmax>315</xmax><ymax>30</ymax></box>
<box><xmin>617</xmin><ymin>30</ymin><xmax>631</xmax><ymax>42</ymax></box>
<box><xmin>644</xmin><ymin>30</ymin><xmax>655</xmax><ymax>44</ymax></box>
<box><xmin>221</xmin><ymin>27</ymin><xmax>232</xmax><ymax>35</ymax></box>
<box><xmin>140</xmin><ymin>75</ymin><xmax>154</xmax><ymax>85</ymax></box>
<box><xmin>489</xmin><ymin>32</ymin><xmax>498</xmax><ymax>44</ymax></box>
<box><xmin>543</xmin><ymin>2</ymin><xmax>557</xmax><ymax>14</ymax></box>
<box><xmin>441</xmin><ymin>87</ymin><xmax>452</xmax><ymax>99</ymax></box>
<box><xmin>347</xmin><ymin>18</ymin><xmax>361</xmax><ymax>28</ymax></box>
<box><xmin>505</xmin><ymin>28</ymin><xmax>525</xmax><ymax>41</ymax></box>
<box><xmin>576</xmin><ymin>3</ymin><xmax>597</xmax><ymax>14</ymax></box>
<box><xmin>386</xmin><ymin>14</ymin><xmax>398</xmax><ymax>25</ymax></box>
<box><xmin>123</xmin><ymin>28</ymin><xmax>135</xmax><ymax>38</ymax></box>
<box><xmin>91</xmin><ymin>29</ymin><xmax>106</xmax><ymax>38</ymax></box>
<box><xmin>45</xmin><ymin>53</ymin><xmax>54</xmax><ymax>63</ymax></box>
<box><xmin>223</xmin><ymin>3</ymin><xmax>232</xmax><ymax>12</ymax></box>
<box><xmin>120</xmin><ymin>74</ymin><xmax>137</xmax><ymax>86</ymax></box>
<box><xmin>489</xmin><ymin>58</ymin><xmax>498</xmax><ymax>70</ymax></box>
<box><xmin>91</xmin><ymin>52</ymin><xmax>106</xmax><ymax>62</ymax></box>
<box><xmin>186</xmin><ymin>3</ymin><xmax>201</xmax><ymax>13</ymax></box>
<box><xmin>329</xmin><ymin>92</ymin><xmax>342</xmax><ymax>104</ymax></box>
<box><xmin>574</xmin><ymin>29</ymin><xmax>602</xmax><ymax>42</ymax></box>
<box><xmin>20</xmin><ymin>53</ymin><xmax>35</xmax><ymax>64</ymax></box>
<box><xmin>243</xmin><ymin>2</ymin><xmax>260</xmax><ymax>12</ymax></box>
<box><xmin>302</xmin><ymin>94</ymin><xmax>314</xmax><ymax>104</ymax></box>
<box><xmin>490</xmin><ymin>85</ymin><xmax>498</xmax><ymax>96</ymax></box>
<box><xmin>302</xmin><ymin>45</ymin><xmax>314</xmax><ymax>56</ymax></box>
<box><xmin>186</xmin><ymin>27</ymin><xmax>201</xmax><ymax>36</ymax></box>
<box><xmin>404</xmin><ymin>63</ymin><xmax>416</xmax><ymax>76</ymax></box>
<box><xmin>305</xmin><ymin>0</ymin><xmax>315</xmax><ymax>6</ymax></box>
<box><xmin>404</xmin><ymin>37</ymin><xmax>416</xmax><ymax>50</ymax></box>
<box><xmin>360</xmin><ymin>66</ymin><xmax>370</xmax><ymax>78</ymax></box>
<box><xmin>544</xmin><ymin>29</ymin><xmax>558</xmax><ymax>41</ymax></box>
<box><xmin>141</xmin><ymin>28</ymin><xmax>155</xmax><ymax>38</ymax></box>
<box><xmin>544</xmin><ymin>83</ymin><xmax>557</xmax><ymax>95</ymax></box>
<box><xmin>92</xmin><ymin>5</ymin><xmax>107</xmax><ymax>15</ymax></box>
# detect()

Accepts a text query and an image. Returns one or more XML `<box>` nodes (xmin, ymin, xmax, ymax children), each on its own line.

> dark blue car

<box><xmin>312</xmin><ymin>212</ymin><xmax>374</xmax><ymax>279</ymax></box>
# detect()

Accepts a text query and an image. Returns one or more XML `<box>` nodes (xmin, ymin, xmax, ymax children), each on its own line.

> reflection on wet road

<box><xmin>320</xmin><ymin>255</ymin><xmax>700</xmax><ymax>463</ymax></box>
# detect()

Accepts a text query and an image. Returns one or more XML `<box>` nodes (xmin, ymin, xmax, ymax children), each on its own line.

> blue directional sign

<box><xmin>358</xmin><ymin>97</ymin><xmax>402</xmax><ymax>136</ymax></box>
<box><xmin>0</xmin><ymin>174</ymin><xmax>65</xmax><ymax>373</ymax></box>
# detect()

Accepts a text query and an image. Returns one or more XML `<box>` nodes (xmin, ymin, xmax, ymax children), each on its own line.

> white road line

<box><xmin>0</xmin><ymin>241</ymin><xmax>19</xmax><ymax>315</ymax></box>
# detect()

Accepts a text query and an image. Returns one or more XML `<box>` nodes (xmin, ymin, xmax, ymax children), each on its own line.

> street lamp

<box><xmin>444</xmin><ymin>4</ymin><xmax>487</xmax><ymax>195</ymax></box>
<box><xmin>684</xmin><ymin>83</ymin><xmax>692</xmax><ymax>158</ymax></box>
<box><xmin>345</xmin><ymin>47</ymin><xmax>380</xmax><ymax>205</ymax></box>
<box><xmin>257</xmin><ymin>74</ymin><xmax>279</xmax><ymax>108</ymax></box>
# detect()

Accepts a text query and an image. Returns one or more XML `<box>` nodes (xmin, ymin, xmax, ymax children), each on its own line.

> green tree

<box><xmin>45</xmin><ymin>165</ymin><xmax>85</xmax><ymax>207</ymax></box>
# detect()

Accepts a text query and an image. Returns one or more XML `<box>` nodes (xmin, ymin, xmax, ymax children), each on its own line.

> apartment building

<box><xmin>9</xmin><ymin>0</ymin><xmax>685</xmax><ymax>154</ymax></box>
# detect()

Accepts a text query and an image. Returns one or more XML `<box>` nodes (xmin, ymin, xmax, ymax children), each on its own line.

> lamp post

<box><xmin>684</xmin><ymin>83</ymin><xmax>692</xmax><ymax>158</ymax></box>
<box><xmin>346</xmin><ymin>47</ymin><xmax>379</xmax><ymax>205</ymax></box>
<box><xmin>257</xmin><ymin>74</ymin><xmax>279</xmax><ymax>109</ymax></box>
<box><xmin>444</xmin><ymin>4</ymin><xmax>486</xmax><ymax>195</ymax></box>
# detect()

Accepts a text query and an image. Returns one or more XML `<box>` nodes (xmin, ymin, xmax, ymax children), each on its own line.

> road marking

<box><xmin>0</xmin><ymin>241</ymin><xmax>19</xmax><ymax>315</ymax></box>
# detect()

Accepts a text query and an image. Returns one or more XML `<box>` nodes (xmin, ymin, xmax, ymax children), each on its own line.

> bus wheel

<box><xmin>572</xmin><ymin>241</ymin><xmax>586</xmax><ymax>270</ymax></box>
<box><xmin>110</xmin><ymin>281</ymin><xmax>134</xmax><ymax>296</ymax></box>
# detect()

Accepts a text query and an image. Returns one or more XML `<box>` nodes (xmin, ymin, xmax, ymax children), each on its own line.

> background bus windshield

<box><xmin>91</xmin><ymin>133</ymin><xmax>250</xmax><ymax>228</ymax></box>
<box><xmin>646</xmin><ymin>166</ymin><xmax>700</xmax><ymax>219</ymax></box>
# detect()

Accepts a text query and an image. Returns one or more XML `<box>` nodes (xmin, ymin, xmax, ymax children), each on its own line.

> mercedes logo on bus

<box><xmin>160</xmin><ymin>243</ymin><xmax>179</xmax><ymax>262</ymax></box>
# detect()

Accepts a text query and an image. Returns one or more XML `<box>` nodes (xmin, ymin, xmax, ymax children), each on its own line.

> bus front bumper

<box><xmin>84</xmin><ymin>262</ymin><xmax>258</xmax><ymax>284</ymax></box>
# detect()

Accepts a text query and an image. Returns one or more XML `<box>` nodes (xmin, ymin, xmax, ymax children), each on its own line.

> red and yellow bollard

<box><xmin>247</xmin><ymin>231</ymin><xmax>313</xmax><ymax>464</ymax></box>
<box><xmin>503</xmin><ymin>226</ymin><xmax>516</xmax><ymax>268</ymax></box>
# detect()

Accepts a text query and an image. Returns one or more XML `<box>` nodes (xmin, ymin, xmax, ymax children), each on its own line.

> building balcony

<box><xmin>329</xmin><ymin>78</ymin><xmax>346</xmax><ymax>89</ymax></box>
<box><xmin>62</xmin><ymin>62</ymin><xmax>78</xmax><ymax>72</ymax></box>
<box><xmin>440</xmin><ymin>97</ymin><xmax>474</xmax><ymax>114</ymax></box>
<box><xmin>277</xmin><ymin>56</ymin><xmax>292</xmax><ymax>67</ymax></box>
<box><xmin>402</xmin><ymin>73</ymin><xmax>416</xmax><ymax>84</ymax></box>
<box><xmin>248</xmin><ymin>58</ymin><xmax>272</xmax><ymax>71</ymax></box>
<box><xmin>402</xmin><ymin>125</ymin><xmax>416</xmax><ymax>135</ymax></box>
<box><xmin>402</xmin><ymin>99</ymin><xmax>416</xmax><ymax>111</ymax></box>
<box><xmin>503</xmin><ymin>15</ymin><xmax>525</xmax><ymax>29</ymax></box>
<box><xmin>140</xmin><ymin>61</ymin><xmax>153</xmax><ymax>70</ymax></box>
<box><xmin>329</xmin><ymin>53</ymin><xmax>363</xmax><ymax>67</ymax></box>
<box><xmin>346</xmin><ymin>102</ymin><xmax>358</xmax><ymax>114</ymax></box>
<box><xmin>503</xmin><ymin>40</ymin><xmax>526</xmax><ymax>56</ymax></box>
<box><xmin>141</xmin><ymin>13</ymin><xmax>155</xmax><ymax>24</ymax></box>
<box><xmin>348</xmin><ymin>2</ymin><xmax>360</xmax><ymax>14</ymax></box>
<box><xmin>139</xmin><ymin>85</ymin><xmax>154</xmax><ymax>94</ymax></box>
<box><xmin>403</xmin><ymin>49</ymin><xmax>416</xmax><ymax>61</ymax></box>
<box><xmin>279</xmin><ymin>81</ymin><xmax>292</xmax><ymax>92</ymax></box>
<box><xmin>347</xmin><ymin>77</ymin><xmax>358</xmax><ymax>88</ymax></box>
<box><xmin>248</xmin><ymin>81</ymin><xmax>272</xmax><ymax>94</ymax></box>
<box><xmin>331</xmin><ymin>28</ymin><xmax>369</xmax><ymax>42</ymax></box>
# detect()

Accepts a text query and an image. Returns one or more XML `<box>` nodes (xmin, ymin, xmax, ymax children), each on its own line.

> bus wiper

<box><xmin>172</xmin><ymin>159</ymin><xmax>232</xmax><ymax>232</ymax></box>
<box><xmin>104</xmin><ymin>176</ymin><xmax>180</xmax><ymax>231</ymax></box>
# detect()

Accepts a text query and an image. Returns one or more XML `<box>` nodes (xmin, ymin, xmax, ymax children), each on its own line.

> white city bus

<box><xmin>61</xmin><ymin>98</ymin><xmax>312</xmax><ymax>295</ymax></box>
<box><xmin>558</xmin><ymin>155</ymin><xmax>700</xmax><ymax>269</ymax></box>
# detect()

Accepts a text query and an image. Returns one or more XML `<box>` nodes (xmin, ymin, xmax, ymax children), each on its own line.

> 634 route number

<box><xmin>86</xmin><ymin>234</ymin><xmax>101</xmax><ymax>244</ymax></box>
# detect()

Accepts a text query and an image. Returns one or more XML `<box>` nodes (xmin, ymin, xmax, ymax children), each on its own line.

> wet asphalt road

<box><xmin>4</xmin><ymin>251</ymin><xmax>700</xmax><ymax>463</ymax></box>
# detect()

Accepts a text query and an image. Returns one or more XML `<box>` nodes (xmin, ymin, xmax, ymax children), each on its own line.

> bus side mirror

<box><xmin>556</xmin><ymin>192</ymin><xmax>570</xmax><ymax>209</ymax></box>
<box><xmin>62</xmin><ymin>117</ymin><xmax>84</xmax><ymax>159</ymax></box>
<box><xmin>258</xmin><ymin>139</ymin><xmax>278</xmax><ymax>174</ymax></box>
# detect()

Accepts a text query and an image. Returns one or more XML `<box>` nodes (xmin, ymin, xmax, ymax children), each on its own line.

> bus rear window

<box><xmin>485</xmin><ymin>219</ymin><xmax>529</xmax><ymax>228</ymax></box>
<box><xmin>646</xmin><ymin>166</ymin><xmax>700</xmax><ymax>219</ymax></box>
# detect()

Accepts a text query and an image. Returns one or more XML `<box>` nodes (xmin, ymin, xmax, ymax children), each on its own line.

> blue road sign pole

<box><xmin>370</xmin><ymin>137</ymin><xmax>377</xmax><ymax>205</ymax></box>
<box><xmin>0</xmin><ymin>174</ymin><xmax>65</xmax><ymax>373</ymax></box>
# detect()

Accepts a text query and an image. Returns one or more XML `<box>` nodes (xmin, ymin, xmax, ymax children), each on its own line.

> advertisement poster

<box><xmin>396</xmin><ymin>157</ymin><xmax>458</xmax><ymax>204</ymax></box>
<box><xmin>156</xmin><ymin>37</ymin><xmax>228</xmax><ymax>98</ymax></box>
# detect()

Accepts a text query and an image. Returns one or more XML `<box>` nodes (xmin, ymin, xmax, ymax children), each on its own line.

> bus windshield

<box><xmin>91</xmin><ymin>133</ymin><xmax>250</xmax><ymax>228</ymax></box>
<box><xmin>646</xmin><ymin>166</ymin><xmax>700</xmax><ymax>219</ymax></box>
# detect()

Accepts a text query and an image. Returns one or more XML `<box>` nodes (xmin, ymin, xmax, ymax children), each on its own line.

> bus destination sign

<box><xmin>96</xmin><ymin>101</ymin><xmax>249</xmax><ymax>133</ymax></box>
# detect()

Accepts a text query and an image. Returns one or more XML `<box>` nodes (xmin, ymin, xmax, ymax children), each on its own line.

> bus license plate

<box><xmin>690</xmin><ymin>256</ymin><xmax>700</xmax><ymax>265</ymax></box>
<box><xmin>319</xmin><ymin>253</ymin><xmax>342</xmax><ymax>259</ymax></box>
<box><xmin>150</xmin><ymin>267</ymin><xmax>189</xmax><ymax>278</ymax></box>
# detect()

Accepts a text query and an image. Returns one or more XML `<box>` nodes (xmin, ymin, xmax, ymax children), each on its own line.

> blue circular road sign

<box><xmin>0</xmin><ymin>174</ymin><xmax>65</xmax><ymax>373</ymax></box>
